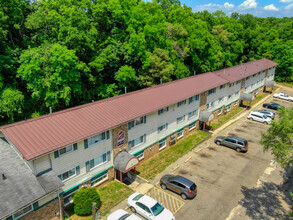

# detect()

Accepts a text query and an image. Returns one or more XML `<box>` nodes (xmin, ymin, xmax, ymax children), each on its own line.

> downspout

<box><xmin>57</xmin><ymin>189</ymin><xmax>63</xmax><ymax>220</ymax></box>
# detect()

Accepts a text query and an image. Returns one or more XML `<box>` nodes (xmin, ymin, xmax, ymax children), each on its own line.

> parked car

<box><xmin>273</xmin><ymin>93</ymin><xmax>293</xmax><ymax>101</ymax></box>
<box><xmin>127</xmin><ymin>193</ymin><xmax>175</xmax><ymax>220</ymax></box>
<box><xmin>107</xmin><ymin>209</ymin><xmax>142</xmax><ymax>220</ymax></box>
<box><xmin>257</xmin><ymin>109</ymin><xmax>275</xmax><ymax>120</ymax></box>
<box><xmin>247</xmin><ymin>111</ymin><xmax>272</xmax><ymax>124</ymax></box>
<box><xmin>214</xmin><ymin>136</ymin><xmax>248</xmax><ymax>152</ymax></box>
<box><xmin>263</xmin><ymin>103</ymin><xmax>283</xmax><ymax>110</ymax></box>
<box><xmin>160</xmin><ymin>175</ymin><xmax>197</xmax><ymax>199</ymax></box>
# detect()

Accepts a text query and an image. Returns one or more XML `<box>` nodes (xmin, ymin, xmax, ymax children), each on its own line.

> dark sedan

<box><xmin>263</xmin><ymin>103</ymin><xmax>283</xmax><ymax>110</ymax></box>
<box><xmin>160</xmin><ymin>175</ymin><xmax>197</xmax><ymax>199</ymax></box>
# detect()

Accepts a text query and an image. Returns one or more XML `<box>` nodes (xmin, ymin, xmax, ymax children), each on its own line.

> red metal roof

<box><xmin>212</xmin><ymin>58</ymin><xmax>278</xmax><ymax>83</ymax></box>
<box><xmin>1</xmin><ymin>72</ymin><xmax>227</xmax><ymax>160</ymax></box>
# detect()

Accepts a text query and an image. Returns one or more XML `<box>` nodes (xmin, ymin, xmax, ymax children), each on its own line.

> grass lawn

<box><xmin>136</xmin><ymin>130</ymin><xmax>210</xmax><ymax>180</ymax></box>
<box><xmin>65</xmin><ymin>181</ymin><xmax>133</xmax><ymax>219</ymax></box>
<box><xmin>210</xmin><ymin>106</ymin><xmax>243</xmax><ymax>130</ymax></box>
<box><xmin>277</xmin><ymin>82</ymin><xmax>293</xmax><ymax>88</ymax></box>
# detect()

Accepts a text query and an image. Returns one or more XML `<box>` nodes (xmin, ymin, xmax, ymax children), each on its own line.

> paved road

<box><xmin>150</xmin><ymin>88</ymin><xmax>293</xmax><ymax>220</ymax></box>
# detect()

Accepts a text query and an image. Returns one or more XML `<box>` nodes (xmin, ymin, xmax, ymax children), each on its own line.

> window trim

<box><xmin>91</xmin><ymin>173</ymin><xmax>108</xmax><ymax>187</ymax></box>
<box><xmin>128</xmin><ymin>134</ymin><xmax>146</xmax><ymax>150</ymax></box>
<box><xmin>177</xmin><ymin>100</ymin><xmax>186</xmax><ymax>107</ymax></box>
<box><xmin>13</xmin><ymin>205</ymin><xmax>33</xmax><ymax>220</ymax></box>
<box><xmin>158</xmin><ymin>123</ymin><xmax>168</xmax><ymax>133</ymax></box>
<box><xmin>159</xmin><ymin>140</ymin><xmax>167</xmax><ymax>151</ymax></box>
<box><xmin>189</xmin><ymin>122</ymin><xmax>196</xmax><ymax>131</ymax></box>
<box><xmin>89</xmin><ymin>152</ymin><xmax>109</xmax><ymax>171</ymax></box>
<box><xmin>158</xmin><ymin>107</ymin><xmax>169</xmax><ymax>115</ymax></box>
<box><xmin>188</xmin><ymin>109</ymin><xmax>198</xmax><ymax>120</ymax></box>
<box><xmin>88</xmin><ymin>131</ymin><xmax>108</xmax><ymax>146</ymax></box>
<box><xmin>177</xmin><ymin>130</ymin><xmax>184</xmax><ymax>139</ymax></box>
<box><xmin>177</xmin><ymin>115</ymin><xmax>185</xmax><ymax>124</ymax></box>
<box><xmin>58</xmin><ymin>144</ymin><xmax>73</xmax><ymax>156</ymax></box>
<box><xmin>59</xmin><ymin>167</ymin><xmax>78</xmax><ymax>182</ymax></box>
<box><xmin>218</xmin><ymin>108</ymin><xmax>222</xmax><ymax>115</ymax></box>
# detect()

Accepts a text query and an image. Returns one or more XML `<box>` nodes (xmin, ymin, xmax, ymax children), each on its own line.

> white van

<box><xmin>247</xmin><ymin>111</ymin><xmax>272</xmax><ymax>124</ymax></box>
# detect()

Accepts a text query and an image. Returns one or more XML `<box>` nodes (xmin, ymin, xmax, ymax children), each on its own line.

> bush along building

<box><xmin>0</xmin><ymin>58</ymin><xmax>277</xmax><ymax>220</ymax></box>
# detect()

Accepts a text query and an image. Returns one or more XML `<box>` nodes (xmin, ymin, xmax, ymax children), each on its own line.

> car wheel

<box><xmin>249</xmin><ymin>117</ymin><xmax>253</xmax><ymax>120</ymax></box>
<box><xmin>236</xmin><ymin>148</ymin><xmax>241</xmax><ymax>152</ymax></box>
<box><xmin>264</xmin><ymin>121</ymin><xmax>268</xmax><ymax>124</ymax></box>
<box><xmin>216</xmin><ymin>141</ymin><xmax>221</xmax><ymax>145</ymax></box>
<box><xmin>181</xmin><ymin>193</ymin><xmax>187</xmax><ymax>200</ymax></box>
<box><xmin>130</xmin><ymin>206</ymin><xmax>136</xmax><ymax>213</ymax></box>
<box><xmin>161</xmin><ymin>183</ymin><xmax>167</xmax><ymax>190</ymax></box>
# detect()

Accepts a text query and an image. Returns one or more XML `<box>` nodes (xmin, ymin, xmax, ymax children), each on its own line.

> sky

<box><xmin>180</xmin><ymin>0</ymin><xmax>293</xmax><ymax>18</ymax></box>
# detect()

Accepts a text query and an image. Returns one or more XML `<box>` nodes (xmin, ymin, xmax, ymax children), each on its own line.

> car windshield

<box><xmin>151</xmin><ymin>202</ymin><xmax>164</xmax><ymax>216</ymax></box>
<box><xmin>119</xmin><ymin>214</ymin><xmax>130</xmax><ymax>220</ymax></box>
<box><xmin>133</xmin><ymin>194</ymin><xmax>144</xmax><ymax>201</ymax></box>
<box><xmin>263</xmin><ymin>115</ymin><xmax>267</xmax><ymax>119</ymax></box>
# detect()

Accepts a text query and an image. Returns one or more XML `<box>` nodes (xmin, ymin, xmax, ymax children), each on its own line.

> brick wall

<box><xmin>21</xmin><ymin>199</ymin><xmax>61</xmax><ymax>220</ymax></box>
<box><xmin>112</xmin><ymin>124</ymin><xmax>129</xmax><ymax>159</ymax></box>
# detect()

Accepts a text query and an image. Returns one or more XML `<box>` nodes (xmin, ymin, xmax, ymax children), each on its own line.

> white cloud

<box><xmin>224</xmin><ymin>2</ymin><xmax>235</xmax><ymax>9</ymax></box>
<box><xmin>285</xmin><ymin>3</ymin><xmax>293</xmax><ymax>9</ymax></box>
<box><xmin>239</xmin><ymin>0</ymin><xmax>258</xmax><ymax>9</ymax></box>
<box><xmin>264</xmin><ymin>4</ymin><xmax>279</xmax><ymax>11</ymax></box>
<box><xmin>279</xmin><ymin>0</ymin><xmax>293</xmax><ymax>3</ymax></box>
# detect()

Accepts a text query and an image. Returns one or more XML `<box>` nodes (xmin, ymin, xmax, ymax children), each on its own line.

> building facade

<box><xmin>0</xmin><ymin>59</ymin><xmax>277</xmax><ymax>220</ymax></box>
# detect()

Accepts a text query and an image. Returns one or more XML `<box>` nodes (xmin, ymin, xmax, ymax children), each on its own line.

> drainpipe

<box><xmin>57</xmin><ymin>189</ymin><xmax>63</xmax><ymax>220</ymax></box>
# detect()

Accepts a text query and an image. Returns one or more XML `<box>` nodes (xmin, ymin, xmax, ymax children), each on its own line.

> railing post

<box><xmin>92</xmin><ymin>202</ymin><xmax>96</xmax><ymax>220</ymax></box>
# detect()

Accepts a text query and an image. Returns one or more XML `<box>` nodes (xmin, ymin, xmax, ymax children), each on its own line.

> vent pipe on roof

<box><xmin>160</xmin><ymin>78</ymin><xmax>162</xmax><ymax>84</ymax></box>
<box><xmin>194</xmin><ymin>70</ymin><xmax>196</xmax><ymax>76</ymax></box>
<box><xmin>92</xmin><ymin>100</ymin><xmax>94</xmax><ymax>103</ymax></box>
<box><xmin>124</xmin><ymin>87</ymin><xmax>127</xmax><ymax>94</ymax></box>
<box><xmin>49</xmin><ymin>107</ymin><xmax>52</xmax><ymax>114</ymax></box>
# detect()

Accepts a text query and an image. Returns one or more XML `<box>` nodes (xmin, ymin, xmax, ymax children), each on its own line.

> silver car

<box><xmin>215</xmin><ymin>136</ymin><xmax>248</xmax><ymax>152</ymax></box>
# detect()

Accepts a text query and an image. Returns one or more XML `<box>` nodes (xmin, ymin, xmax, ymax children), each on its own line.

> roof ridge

<box><xmin>0</xmin><ymin>72</ymin><xmax>211</xmax><ymax>130</ymax></box>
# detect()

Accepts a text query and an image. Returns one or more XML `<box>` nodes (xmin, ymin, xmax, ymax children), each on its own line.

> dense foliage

<box><xmin>261</xmin><ymin>107</ymin><xmax>293</xmax><ymax>167</ymax></box>
<box><xmin>73</xmin><ymin>187</ymin><xmax>101</xmax><ymax>216</ymax></box>
<box><xmin>1</xmin><ymin>0</ymin><xmax>293</xmax><ymax>124</ymax></box>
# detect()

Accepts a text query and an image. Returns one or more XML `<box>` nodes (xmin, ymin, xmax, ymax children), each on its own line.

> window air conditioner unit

<box><xmin>81</xmin><ymin>184</ymin><xmax>87</xmax><ymax>189</ymax></box>
<box><xmin>169</xmin><ymin>139</ymin><xmax>176</xmax><ymax>145</ymax></box>
<box><xmin>170</xmin><ymin>135</ymin><xmax>176</xmax><ymax>140</ymax></box>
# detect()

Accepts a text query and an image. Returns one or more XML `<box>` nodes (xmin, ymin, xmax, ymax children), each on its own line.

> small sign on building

<box><xmin>117</xmin><ymin>130</ymin><xmax>125</xmax><ymax>147</ymax></box>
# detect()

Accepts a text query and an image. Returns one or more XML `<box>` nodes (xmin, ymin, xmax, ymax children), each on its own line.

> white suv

<box><xmin>247</xmin><ymin>111</ymin><xmax>272</xmax><ymax>124</ymax></box>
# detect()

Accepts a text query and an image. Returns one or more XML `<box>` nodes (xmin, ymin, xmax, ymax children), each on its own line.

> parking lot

<box><xmin>151</xmin><ymin>88</ymin><xmax>293</xmax><ymax>220</ymax></box>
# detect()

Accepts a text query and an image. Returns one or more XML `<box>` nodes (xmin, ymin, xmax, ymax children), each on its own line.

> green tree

<box><xmin>73</xmin><ymin>187</ymin><xmax>101</xmax><ymax>216</ymax></box>
<box><xmin>260</xmin><ymin>107</ymin><xmax>293</xmax><ymax>167</ymax></box>
<box><xmin>0</xmin><ymin>87</ymin><xmax>24</xmax><ymax>123</ymax></box>
<box><xmin>115</xmin><ymin>65</ymin><xmax>137</xmax><ymax>90</ymax></box>
<box><xmin>17</xmin><ymin>43</ymin><xmax>85</xmax><ymax>111</ymax></box>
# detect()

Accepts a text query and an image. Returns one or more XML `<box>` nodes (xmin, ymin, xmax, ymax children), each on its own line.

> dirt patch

<box><xmin>199</xmin><ymin>153</ymin><xmax>211</xmax><ymax>158</ymax></box>
<box><xmin>237</xmin><ymin>153</ymin><xmax>249</xmax><ymax>159</ymax></box>
<box><xmin>235</xmin><ymin>129</ymin><xmax>244</xmax><ymax>132</ymax></box>
<box><xmin>190</xmin><ymin>160</ymin><xmax>199</xmax><ymax>166</ymax></box>
<box><xmin>242</xmin><ymin>125</ymin><xmax>248</xmax><ymax>128</ymax></box>
<box><xmin>248</xmin><ymin>140</ymin><xmax>254</xmax><ymax>143</ymax></box>
<box><xmin>178</xmin><ymin>169</ymin><xmax>189</xmax><ymax>175</ymax></box>
<box><xmin>228</xmin><ymin>133</ymin><xmax>236</xmax><ymax>136</ymax></box>
<box><xmin>208</xmin><ymin>146</ymin><xmax>217</xmax><ymax>151</ymax></box>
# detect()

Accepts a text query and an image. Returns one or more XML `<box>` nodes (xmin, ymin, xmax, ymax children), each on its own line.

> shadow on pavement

<box><xmin>240</xmin><ymin>175</ymin><xmax>292</xmax><ymax>220</ymax></box>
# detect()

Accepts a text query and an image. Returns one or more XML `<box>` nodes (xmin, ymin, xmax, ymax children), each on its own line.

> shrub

<box><xmin>73</xmin><ymin>187</ymin><xmax>101</xmax><ymax>216</ymax></box>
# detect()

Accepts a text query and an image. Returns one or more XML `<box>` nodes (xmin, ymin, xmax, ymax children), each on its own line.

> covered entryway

<box><xmin>114</xmin><ymin>150</ymin><xmax>139</xmax><ymax>184</ymax></box>
<box><xmin>199</xmin><ymin>110</ymin><xmax>214</xmax><ymax>131</ymax></box>
<box><xmin>240</xmin><ymin>93</ymin><xmax>255</xmax><ymax>110</ymax></box>
<box><xmin>264</xmin><ymin>80</ymin><xmax>276</xmax><ymax>93</ymax></box>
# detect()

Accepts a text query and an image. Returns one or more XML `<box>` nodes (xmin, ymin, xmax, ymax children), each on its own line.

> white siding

<box><xmin>38</xmin><ymin>192</ymin><xmax>58</xmax><ymax>207</ymax></box>
<box><xmin>50</xmin><ymin>134</ymin><xmax>113</xmax><ymax>191</ymax></box>
<box><xmin>245</xmin><ymin>71</ymin><xmax>266</xmax><ymax>93</ymax></box>
<box><xmin>129</xmin><ymin>97</ymin><xmax>200</xmax><ymax>155</ymax></box>
<box><xmin>34</xmin><ymin>155</ymin><xmax>51</xmax><ymax>174</ymax></box>
<box><xmin>267</xmin><ymin>67</ymin><xmax>275</xmax><ymax>81</ymax></box>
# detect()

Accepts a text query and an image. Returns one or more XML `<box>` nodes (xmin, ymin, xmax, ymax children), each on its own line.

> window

<box><xmin>158</xmin><ymin>123</ymin><xmax>168</xmax><ymax>133</ymax></box>
<box><xmin>159</xmin><ymin>139</ymin><xmax>166</xmax><ymax>150</ymax></box>
<box><xmin>225</xmin><ymin>105</ymin><xmax>231</xmax><ymax>112</ymax></box>
<box><xmin>177</xmin><ymin>115</ymin><xmax>185</xmax><ymax>124</ymax></box>
<box><xmin>218</xmin><ymin>108</ymin><xmax>222</xmax><ymax>115</ymax></box>
<box><xmin>246</xmin><ymin>76</ymin><xmax>250</xmax><ymax>80</ymax></box>
<box><xmin>188</xmin><ymin>109</ymin><xmax>198</xmax><ymax>119</ymax></box>
<box><xmin>234</xmin><ymin>101</ymin><xmax>238</xmax><ymax>106</ymax></box>
<box><xmin>59</xmin><ymin>145</ymin><xmax>73</xmax><ymax>156</ymax></box>
<box><xmin>136</xmin><ymin>153</ymin><xmax>144</xmax><ymax>160</ymax></box>
<box><xmin>158</xmin><ymin>107</ymin><xmax>168</xmax><ymax>115</ymax></box>
<box><xmin>128</xmin><ymin>134</ymin><xmax>146</xmax><ymax>150</ymax></box>
<box><xmin>189</xmin><ymin>122</ymin><xmax>196</xmax><ymax>131</ymax></box>
<box><xmin>87</xmin><ymin>152</ymin><xmax>110</xmax><ymax>171</ymax></box>
<box><xmin>64</xmin><ymin>193</ymin><xmax>75</xmax><ymax>207</ymax></box>
<box><xmin>228</xmin><ymin>95</ymin><xmax>232</xmax><ymax>99</ymax></box>
<box><xmin>236</xmin><ymin>80</ymin><xmax>240</xmax><ymax>84</ymax></box>
<box><xmin>14</xmin><ymin>205</ymin><xmax>33</xmax><ymax>219</ymax></box>
<box><xmin>218</xmin><ymin>97</ymin><xmax>224</xmax><ymax>102</ymax></box>
<box><xmin>55</xmin><ymin>143</ymin><xmax>77</xmax><ymax>158</ymax></box>
<box><xmin>208</xmin><ymin>88</ymin><xmax>216</xmax><ymax>95</ymax></box>
<box><xmin>91</xmin><ymin>173</ymin><xmax>108</xmax><ymax>186</ymax></box>
<box><xmin>206</xmin><ymin>101</ymin><xmax>214</xmax><ymax>110</ymax></box>
<box><xmin>234</xmin><ymin>91</ymin><xmax>240</xmax><ymax>96</ymax></box>
<box><xmin>59</xmin><ymin>166</ymin><xmax>80</xmax><ymax>181</ymax></box>
<box><xmin>229</xmin><ymin>83</ymin><xmax>234</xmax><ymax>87</ymax></box>
<box><xmin>177</xmin><ymin>130</ymin><xmax>184</xmax><ymax>139</ymax></box>
<box><xmin>89</xmin><ymin>131</ymin><xmax>107</xmax><ymax>145</ymax></box>
<box><xmin>177</xmin><ymin>100</ymin><xmax>186</xmax><ymax>107</ymax></box>
<box><xmin>189</xmin><ymin>95</ymin><xmax>199</xmax><ymax>104</ymax></box>
<box><xmin>128</xmin><ymin>116</ymin><xmax>146</xmax><ymax>130</ymax></box>
<box><xmin>220</xmin><ymin>84</ymin><xmax>225</xmax><ymax>89</ymax></box>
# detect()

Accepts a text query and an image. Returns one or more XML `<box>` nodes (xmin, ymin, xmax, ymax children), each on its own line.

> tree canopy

<box><xmin>261</xmin><ymin>107</ymin><xmax>293</xmax><ymax>167</ymax></box>
<box><xmin>0</xmin><ymin>0</ymin><xmax>292</xmax><ymax>124</ymax></box>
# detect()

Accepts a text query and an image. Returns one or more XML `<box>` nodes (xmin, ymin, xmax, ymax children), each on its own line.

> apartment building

<box><xmin>0</xmin><ymin>58</ymin><xmax>277</xmax><ymax>220</ymax></box>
